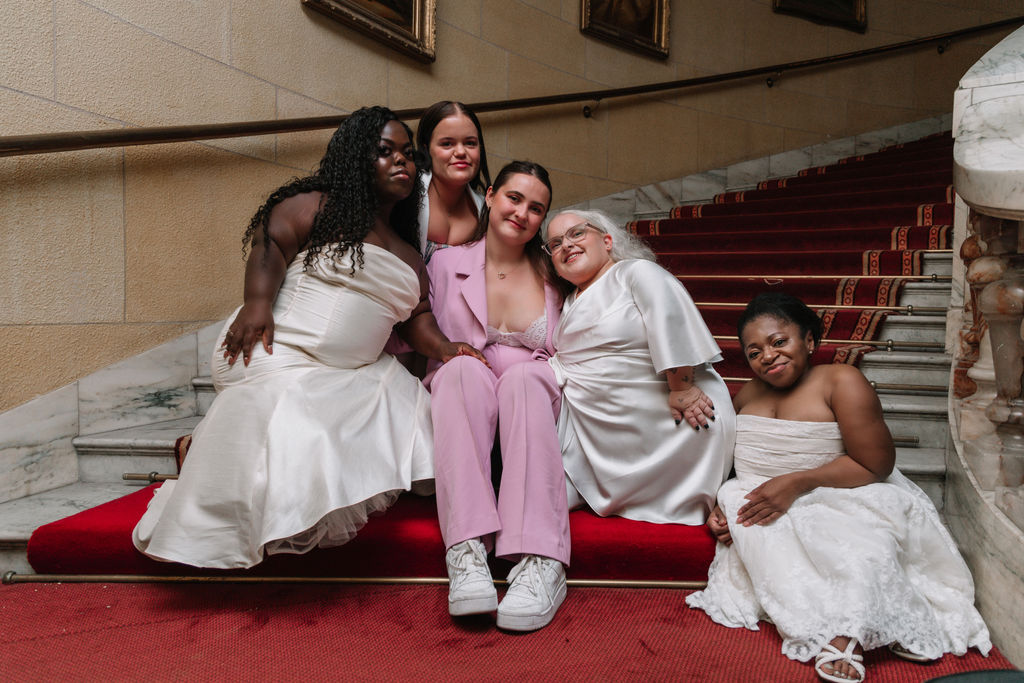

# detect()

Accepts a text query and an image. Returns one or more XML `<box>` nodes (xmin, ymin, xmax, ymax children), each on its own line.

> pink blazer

<box><xmin>424</xmin><ymin>237</ymin><xmax>562</xmax><ymax>388</ymax></box>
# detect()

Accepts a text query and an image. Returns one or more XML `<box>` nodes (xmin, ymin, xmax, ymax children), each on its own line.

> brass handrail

<box><xmin>696</xmin><ymin>302</ymin><xmax>944</xmax><ymax>314</ymax></box>
<box><xmin>2</xmin><ymin>16</ymin><xmax>1021</xmax><ymax>158</ymax></box>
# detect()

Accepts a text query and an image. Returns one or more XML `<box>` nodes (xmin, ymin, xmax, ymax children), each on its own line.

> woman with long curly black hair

<box><xmin>133</xmin><ymin>106</ymin><xmax>484</xmax><ymax>569</ymax></box>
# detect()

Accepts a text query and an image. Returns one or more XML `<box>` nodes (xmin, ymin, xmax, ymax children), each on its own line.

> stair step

<box><xmin>73</xmin><ymin>416</ymin><xmax>200</xmax><ymax>483</ymax></box>
<box><xmin>921</xmin><ymin>252</ymin><xmax>952</xmax><ymax>277</ymax></box>
<box><xmin>896</xmin><ymin>446</ymin><xmax>946</xmax><ymax>510</ymax></box>
<box><xmin>193</xmin><ymin>376</ymin><xmax>214</xmax><ymax>416</ymax></box>
<box><xmin>0</xmin><ymin>481</ymin><xmax>135</xmax><ymax>574</ymax></box>
<box><xmin>859</xmin><ymin>351</ymin><xmax>952</xmax><ymax>388</ymax></box>
<box><xmin>876</xmin><ymin>314</ymin><xmax>946</xmax><ymax>345</ymax></box>
<box><xmin>899</xmin><ymin>281</ymin><xmax>953</xmax><ymax>308</ymax></box>
<box><xmin>881</xmin><ymin>394</ymin><xmax>949</xmax><ymax>449</ymax></box>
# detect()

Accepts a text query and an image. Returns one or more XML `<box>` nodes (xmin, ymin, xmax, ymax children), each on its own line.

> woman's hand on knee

<box><xmin>707</xmin><ymin>505</ymin><xmax>732</xmax><ymax>546</ymax></box>
<box><xmin>222</xmin><ymin>301</ymin><xmax>275</xmax><ymax>367</ymax></box>
<box><xmin>736</xmin><ymin>473</ymin><xmax>806</xmax><ymax>527</ymax></box>
<box><xmin>668</xmin><ymin>386</ymin><xmax>715</xmax><ymax>430</ymax></box>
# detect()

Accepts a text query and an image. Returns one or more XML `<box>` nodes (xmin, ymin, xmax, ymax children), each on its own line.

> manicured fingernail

<box><xmin>693</xmin><ymin>425</ymin><xmax>700</xmax><ymax>432</ymax></box>
<box><xmin>709</xmin><ymin>415</ymin><xmax>716</xmax><ymax>421</ymax></box>
<box><xmin>674</xmin><ymin>419</ymin><xmax>681</xmax><ymax>426</ymax></box>
<box><xmin>703</xmin><ymin>423</ymin><xmax>710</xmax><ymax>430</ymax></box>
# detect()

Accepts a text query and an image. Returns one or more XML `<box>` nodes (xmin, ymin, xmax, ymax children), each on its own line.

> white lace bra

<box><xmin>486</xmin><ymin>313</ymin><xmax>547</xmax><ymax>350</ymax></box>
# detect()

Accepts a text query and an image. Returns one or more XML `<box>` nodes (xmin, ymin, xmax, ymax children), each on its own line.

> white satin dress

<box><xmin>687</xmin><ymin>414</ymin><xmax>991</xmax><ymax>662</ymax></box>
<box><xmin>548</xmin><ymin>259</ymin><xmax>735</xmax><ymax>525</ymax></box>
<box><xmin>133</xmin><ymin>244</ymin><xmax>434</xmax><ymax>569</ymax></box>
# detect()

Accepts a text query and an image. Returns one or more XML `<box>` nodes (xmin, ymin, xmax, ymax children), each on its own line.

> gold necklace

<box><xmin>489</xmin><ymin>258</ymin><xmax>525</xmax><ymax>280</ymax></box>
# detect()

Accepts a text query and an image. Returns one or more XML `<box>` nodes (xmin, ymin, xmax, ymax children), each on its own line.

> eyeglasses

<box><xmin>542</xmin><ymin>223</ymin><xmax>604</xmax><ymax>255</ymax></box>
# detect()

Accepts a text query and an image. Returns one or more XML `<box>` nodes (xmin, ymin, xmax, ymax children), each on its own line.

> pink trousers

<box><xmin>430</xmin><ymin>348</ymin><xmax>570</xmax><ymax>565</ymax></box>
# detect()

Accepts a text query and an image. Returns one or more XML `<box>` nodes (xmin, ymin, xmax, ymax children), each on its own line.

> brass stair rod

<box><xmin>722</xmin><ymin>377</ymin><xmax>946</xmax><ymax>393</ymax></box>
<box><xmin>1</xmin><ymin>571</ymin><xmax>704</xmax><ymax>589</ymax></box>
<box><xmin>713</xmin><ymin>335</ymin><xmax>944</xmax><ymax>349</ymax></box>
<box><xmin>123</xmin><ymin>472</ymin><xmax>177</xmax><ymax>483</ymax></box>
<box><xmin>696</xmin><ymin>302</ymin><xmax>944</xmax><ymax>314</ymax></box>
<box><xmin>678</xmin><ymin>274</ymin><xmax>951</xmax><ymax>281</ymax></box>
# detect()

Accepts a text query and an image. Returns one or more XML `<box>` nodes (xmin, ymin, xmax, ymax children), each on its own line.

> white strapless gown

<box><xmin>687</xmin><ymin>414</ymin><xmax>991</xmax><ymax>662</ymax></box>
<box><xmin>133</xmin><ymin>244</ymin><xmax>434</xmax><ymax>569</ymax></box>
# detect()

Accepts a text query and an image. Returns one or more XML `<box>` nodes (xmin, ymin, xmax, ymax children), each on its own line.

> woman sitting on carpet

<box><xmin>426</xmin><ymin>161</ymin><xmax>572</xmax><ymax>632</ymax></box>
<box><xmin>686</xmin><ymin>292</ymin><xmax>991</xmax><ymax>683</ymax></box>
<box><xmin>132</xmin><ymin>106</ymin><xmax>484</xmax><ymax>569</ymax></box>
<box><xmin>543</xmin><ymin>209</ymin><xmax>735</xmax><ymax>525</ymax></box>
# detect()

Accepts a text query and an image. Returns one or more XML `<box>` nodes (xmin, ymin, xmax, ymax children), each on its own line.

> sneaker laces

<box><xmin>448</xmin><ymin>541</ymin><xmax>490</xmax><ymax>591</ymax></box>
<box><xmin>506</xmin><ymin>555</ymin><xmax>556</xmax><ymax>603</ymax></box>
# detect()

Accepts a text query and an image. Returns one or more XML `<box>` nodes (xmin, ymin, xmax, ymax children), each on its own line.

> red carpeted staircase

<box><xmin>24</xmin><ymin>133</ymin><xmax>955</xmax><ymax>583</ymax></box>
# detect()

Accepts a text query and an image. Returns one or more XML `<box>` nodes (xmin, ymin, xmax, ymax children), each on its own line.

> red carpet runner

<box><xmin>0</xmin><ymin>582</ymin><xmax>1011</xmax><ymax>681</ymax></box>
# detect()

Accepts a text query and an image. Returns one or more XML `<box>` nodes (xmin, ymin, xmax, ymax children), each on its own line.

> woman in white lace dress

<box><xmin>686</xmin><ymin>292</ymin><xmax>990</xmax><ymax>683</ymax></box>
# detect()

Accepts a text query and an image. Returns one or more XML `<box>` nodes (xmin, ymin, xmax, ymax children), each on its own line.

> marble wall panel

<box><xmin>634</xmin><ymin>179</ymin><xmax>684</xmax><ymax>215</ymax></box>
<box><xmin>944</xmin><ymin>438</ymin><xmax>1024</xmax><ymax>666</ymax></box>
<box><xmin>726</xmin><ymin>157</ymin><xmax>770</xmax><ymax>190</ymax></box>
<box><xmin>0</xmin><ymin>384</ymin><xmax>78</xmax><ymax>504</ymax></box>
<box><xmin>809</xmin><ymin>137</ymin><xmax>856</xmax><ymax>168</ymax></box>
<box><xmin>78</xmin><ymin>335</ymin><xmax>197</xmax><ymax>436</ymax></box>
<box><xmin>680</xmin><ymin>170</ymin><xmax>727</xmax><ymax>204</ymax></box>
<box><xmin>588</xmin><ymin>191</ymin><xmax>638</xmax><ymax>230</ymax></box>
<box><xmin>767</xmin><ymin>148</ymin><xmax>812</xmax><ymax>180</ymax></box>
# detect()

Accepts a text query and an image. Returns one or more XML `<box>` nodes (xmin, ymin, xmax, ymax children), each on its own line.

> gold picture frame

<box><xmin>772</xmin><ymin>0</ymin><xmax>867</xmax><ymax>33</ymax></box>
<box><xmin>301</xmin><ymin>0</ymin><xmax>436</xmax><ymax>63</ymax></box>
<box><xmin>580</xmin><ymin>0</ymin><xmax>670</xmax><ymax>60</ymax></box>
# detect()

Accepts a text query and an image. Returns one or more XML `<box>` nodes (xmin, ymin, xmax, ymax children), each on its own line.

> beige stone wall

<box><xmin>1</xmin><ymin>0</ymin><xmax>1018</xmax><ymax>412</ymax></box>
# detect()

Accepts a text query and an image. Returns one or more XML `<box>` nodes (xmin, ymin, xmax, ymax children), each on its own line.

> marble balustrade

<box><xmin>948</xmin><ymin>23</ymin><xmax>1024</xmax><ymax>666</ymax></box>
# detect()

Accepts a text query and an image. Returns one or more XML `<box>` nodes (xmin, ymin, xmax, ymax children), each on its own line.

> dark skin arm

<box><xmin>222</xmin><ymin>193</ymin><xmax>320</xmax><ymax>366</ymax></box>
<box><xmin>736</xmin><ymin>366</ymin><xmax>896</xmax><ymax>527</ymax></box>
<box><xmin>395</xmin><ymin>262</ymin><xmax>488</xmax><ymax>365</ymax></box>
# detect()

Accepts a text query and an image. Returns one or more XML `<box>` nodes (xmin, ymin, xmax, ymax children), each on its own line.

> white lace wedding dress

<box><xmin>686</xmin><ymin>414</ymin><xmax>991</xmax><ymax>662</ymax></box>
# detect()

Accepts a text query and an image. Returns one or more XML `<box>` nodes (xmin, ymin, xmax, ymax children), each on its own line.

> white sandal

<box><xmin>815</xmin><ymin>639</ymin><xmax>865</xmax><ymax>683</ymax></box>
<box><xmin>889</xmin><ymin>642</ymin><xmax>932</xmax><ymax>663</ymax></box>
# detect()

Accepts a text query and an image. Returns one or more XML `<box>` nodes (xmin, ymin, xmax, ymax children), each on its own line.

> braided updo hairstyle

<box><xmin>242</xmin><ymin>106</ymin><xmax>421</xmax><ymax>271</ymax></box>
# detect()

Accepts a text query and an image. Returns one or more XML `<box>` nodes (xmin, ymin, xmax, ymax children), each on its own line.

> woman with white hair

<box><xmin>543</xmin><ymin>209</ymin><xmax>735</xmax><ymax>525</ymax></box>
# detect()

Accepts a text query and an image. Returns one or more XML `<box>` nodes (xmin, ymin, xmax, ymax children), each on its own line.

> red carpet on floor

<box><xmin>0</xmin><ymin>582</ymin><xmax>1011</xmax><ymax>682</ymax></box>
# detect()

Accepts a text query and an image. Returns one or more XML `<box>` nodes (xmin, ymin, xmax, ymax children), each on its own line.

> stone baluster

<box><xmin>972</xmin><ymin>217</ymin><xmax>1024</xmax><ymax>529</ymax></box>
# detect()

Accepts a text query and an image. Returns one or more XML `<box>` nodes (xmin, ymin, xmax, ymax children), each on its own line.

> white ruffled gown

<box><xmin>687</xmin><ymin>414</ymin><xmax>991</xmax><ymax>661</ymax></box>
<box><xmin>133</xmin><ymin>244</ymin><xmax>434</xmax><ymax>569</ymax></box>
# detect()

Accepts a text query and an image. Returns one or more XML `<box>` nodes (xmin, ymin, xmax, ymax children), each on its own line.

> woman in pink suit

<box><xmin>426</xmin><ymin>161</ymin><xmax>572</xmax><ymax>632</ymax></box>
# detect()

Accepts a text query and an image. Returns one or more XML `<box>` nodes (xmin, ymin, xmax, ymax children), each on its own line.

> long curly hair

<box><xmin>242</xmin><ymin>106</ymin><xmax>422</xmax><ymax>271</ymax></box>
<box><xmin>415</xmin><ymin>101</ymin><xmax>491</xmax><ymax>194</ymax></box>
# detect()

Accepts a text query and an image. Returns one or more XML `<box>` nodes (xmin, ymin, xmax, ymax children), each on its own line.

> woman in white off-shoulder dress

<box><xmin>133</xmin><ymin>107</ymin><xmax>484</xmax><ymax>569</ymax></box>
<box><xmin>686</xmin><ymin>292</ymin><xmax>990</xmax><ymax>683</ymax></box>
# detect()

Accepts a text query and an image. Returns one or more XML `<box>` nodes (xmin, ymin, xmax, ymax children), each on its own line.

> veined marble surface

<box><xmin>959</xmin><ymin>25</ymin><xmax>1024</xmax><ymax>91</ymax></box>
<box><xmin>0</xmin><ymin>481</ymin><xmax>133</xmax><ymax>541</ymax></box>
<box><xmin>953</xmin><ymin>26</ymin><xmax>1024</xmax><ymax>217</ymax></box>
<box><xmin>78</xmin><ymin>334</ymin><xmax>198</xmax><ymax>436</ymax></box>
<box><xmin>953</xmin><ymin>94</ymin><xmax>1024</xmax><ymax>215</ymax></box>
<box><xmin>0</xmin><ymin>384</ymin><xmax>78</xmax><ymax>505</ymax></box>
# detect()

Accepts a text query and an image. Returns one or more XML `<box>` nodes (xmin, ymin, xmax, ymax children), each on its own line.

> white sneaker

<box><xmin>496</xmin><ymin>554</ymin><xmax>566</xmax><ymax>631</ymax></box>
<box><xmin>445</xmin><ymin>539</ymin><xmax>498</xmax><ymax>616</ymax></box>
